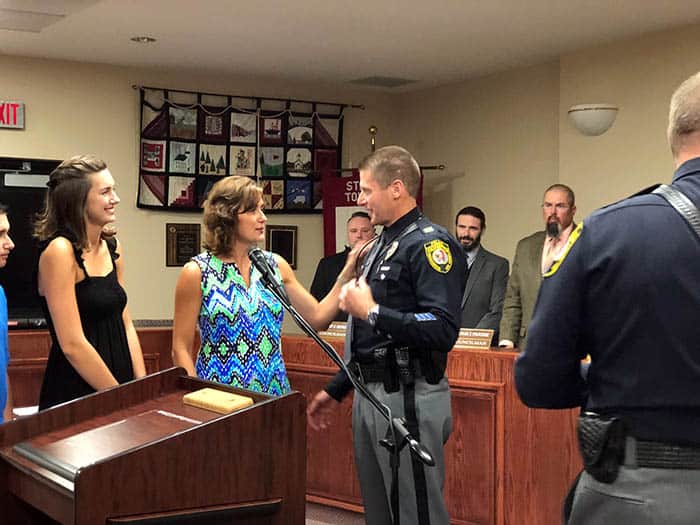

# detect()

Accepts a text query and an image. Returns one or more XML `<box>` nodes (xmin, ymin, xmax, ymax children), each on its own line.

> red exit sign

<box><xmin>0</xmin><ymin>101</ymin><xmax>25</xmax><ymax>129</ymax></box>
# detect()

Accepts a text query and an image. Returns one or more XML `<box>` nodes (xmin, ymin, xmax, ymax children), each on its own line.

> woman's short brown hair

<box><xmin>202</xmin><ymin>176</ymin><xmax>262</xmax><ymax>255</ymax></box>
<box><xmin>34</xmin><ymin>154</ymin><xmax>113</xmax><ymax>250</ymax></box>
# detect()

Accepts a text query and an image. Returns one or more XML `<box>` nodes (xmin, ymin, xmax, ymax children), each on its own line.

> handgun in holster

<box><xmin>370</xmin><ymin>344</ymin><xmax>414</xmax><ymax>393</ymax></box>
<box><xmin>577</xmin><ymin>411</ymin><xmax>626</xmax><ymax>483</ymax></box>
<box><xmin>396</xmin><ymin>347</ymin><xmax>415</xmax><ymax>386</ymax></box>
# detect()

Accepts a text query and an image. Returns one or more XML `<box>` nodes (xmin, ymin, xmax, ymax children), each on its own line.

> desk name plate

<box><xmin>319</xmin><ymin>321</ymin><xmax>347</xmax><ymax>338</ymax></box>
<box><xmin>320</xmin><ymin>325</ymin><xmax>493</xmax><ymax>349</ymax></box>
<box><xmin>454</xmin><ymin>328</ymin><xmax>494</xmax><ymax>349</ymax></box>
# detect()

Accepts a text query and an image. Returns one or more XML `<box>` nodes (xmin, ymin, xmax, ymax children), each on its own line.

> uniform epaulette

<box><xmin>629</xmin><ymin>183</ymin><xmax>662</xmax><ymax>198</ymax></box>
<box><xmin>597</xmin><ymin>183</ymin><xmax>663</xmax><ymax>211</ymax></box>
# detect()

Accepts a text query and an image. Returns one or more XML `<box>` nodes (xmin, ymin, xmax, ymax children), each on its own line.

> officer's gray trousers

<box><xmin>352</xmin><ymin>377</ymin><xmax>452</xmax><ymax>525</ymax></box>
<box><xmin>569</xmin><ymin>464</ymin><xmax>700</xmax><ymax>524</ymax></box>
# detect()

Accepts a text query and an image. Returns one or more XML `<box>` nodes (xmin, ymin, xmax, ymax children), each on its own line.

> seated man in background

<box><xmin>310</xmin><ymin>211</ymin><xmax>375</xmax><ymax>321</ymax></box>
<box><xmin>0</xmin><ymin>203</ymin><xmax>15</xmax><ymax>423</ymax></box>
<box><xmin>455</xmin><ymin>206</ymin><xmax>509</xmax><ymax>344</ymax></box>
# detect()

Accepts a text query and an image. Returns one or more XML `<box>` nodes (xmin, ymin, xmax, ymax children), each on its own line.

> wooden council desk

<box><xmin>8</xmin><ymin>328</ymin><xmax>581</xmax><ymax>525</ymax></box>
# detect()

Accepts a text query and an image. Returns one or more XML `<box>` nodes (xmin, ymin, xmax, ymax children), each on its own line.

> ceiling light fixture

<box><xmin>567</xmin><ymin>104</ymin><xmax>619</xmax><ymax>136</ymax></box>
<box><xmin>130</xmin><ymin>36</ymin><xmax>156</xmax><ymax>44</ymax></box>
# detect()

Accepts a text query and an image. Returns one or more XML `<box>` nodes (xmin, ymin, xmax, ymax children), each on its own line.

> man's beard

<box><xmin>458</xmin><ymin>233</ymin><xmax>481</xmax><ymax>253</ymax></box>
<box><xmin>546</xmin><ymin>221</ymin><xmax>560</xmax><ymax>238</ymax></box>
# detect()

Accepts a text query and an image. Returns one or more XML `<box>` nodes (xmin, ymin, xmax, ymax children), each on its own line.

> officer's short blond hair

<box><xmin>668</xmin><ymin>71</ymin><xmax>700</xmax><ymax>156</ymax></box>
<box><xmin>358</xmin><ymin>146</ymin><xmax>421</xmax><ymax>198</ymax></box>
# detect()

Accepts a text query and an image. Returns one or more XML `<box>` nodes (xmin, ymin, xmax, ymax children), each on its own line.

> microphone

<box><xmin>248</xmin><ymin>247</ymin><xmax>290</xmax><ymax>304</ymax></box>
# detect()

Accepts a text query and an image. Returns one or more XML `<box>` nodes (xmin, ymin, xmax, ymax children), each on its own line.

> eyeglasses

<box><xmin>541</xmin><ymin>203</ymin><xmax>570</xmax><ymax>211</ymax></box>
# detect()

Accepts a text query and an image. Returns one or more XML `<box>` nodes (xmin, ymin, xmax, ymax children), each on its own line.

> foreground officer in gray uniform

<box><xmin>515</xmin><ymin>71</ymin><xmax>700</xmax><ymax>524</ymax></box>
<box><xmin>308</xmin><ymin>146</ymin><xmax>466</xmax><ymax>525</ymax></box>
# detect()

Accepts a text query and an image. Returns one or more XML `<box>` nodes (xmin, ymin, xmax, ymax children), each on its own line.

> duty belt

<box><xmin>352</xmin><ymin>348</ymin><xmax>423</xmax><ymax>385</ymax></box>
<box><xmin>625</xmin><ymin>436</ymin><xmax>700</xmax><ymax>469</ymax></box>
<box><xmin>578</xmin><ymin>412</ymin><xmax>700</xmax><ymax>484</ymax></box>
<box><xmin>354</xmin><ymin>361</ymin><xmax>386</xmax><ymax>384</ymax></box>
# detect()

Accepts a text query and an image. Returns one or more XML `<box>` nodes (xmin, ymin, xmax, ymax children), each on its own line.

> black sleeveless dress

<box><xmin>38</xmin><ymin>235</ymin><xmax>135</xmax><ymax>410</ymax></box>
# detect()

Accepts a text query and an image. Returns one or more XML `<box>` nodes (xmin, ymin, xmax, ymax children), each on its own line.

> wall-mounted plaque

<box><xmin>266</xmin><ymin>225</ymin><xmax>297</xmax><ymax>269</ymax></box>
<box><xmin>166</xmin><ymin>223</ymin><xmax>201</xmax><ymax>267</ymax></box>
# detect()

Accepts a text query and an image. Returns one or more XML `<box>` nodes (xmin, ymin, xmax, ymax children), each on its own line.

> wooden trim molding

<box><xmin>7</xmin><ymin>329</ymin><xmax>581</xmax><ymax>525</ymax></box>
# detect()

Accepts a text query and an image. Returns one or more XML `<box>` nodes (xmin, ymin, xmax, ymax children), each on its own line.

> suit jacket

<box><xmin>499</xmin><ymin>230</ymin><xmax>545</xmax><ymax>350</ymax></box>
<box><xmin>460</xmin><ymin>247</ymin><xmax>509</xmax><ymax>342</ymax></box>
<box><xmin>310</xmin><ymin>248</ymin><xmax>349</xmax><ymax>322</ymax></box>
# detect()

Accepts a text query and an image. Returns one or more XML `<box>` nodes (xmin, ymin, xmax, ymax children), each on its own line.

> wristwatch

<box><xmin>367</xmin><ymin>304</ymin><xmax>380</xmax><ymax>327</ymax></box>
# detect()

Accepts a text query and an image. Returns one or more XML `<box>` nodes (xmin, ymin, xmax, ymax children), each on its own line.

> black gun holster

<box><xmin>577</xmin><ymin>412</ymin><xmax>626</xmax><ymax>484</ymax></box>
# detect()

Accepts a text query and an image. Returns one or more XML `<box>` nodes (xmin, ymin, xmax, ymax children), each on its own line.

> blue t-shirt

<box><xmin>0</xmin><ymin>286</ymin><xmax>8</xmax><ymax>423</ymax></box>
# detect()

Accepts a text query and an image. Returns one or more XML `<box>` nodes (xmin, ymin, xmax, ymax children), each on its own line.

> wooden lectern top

<box><xmin>0</xmin><ymin>368</ymin><xmax>307</xmax><ymax>525</ymax></box>
<box><xmin>13</xmin><ymin>407</ymin><xmax>204</xmax><ymax>481</ymax></box>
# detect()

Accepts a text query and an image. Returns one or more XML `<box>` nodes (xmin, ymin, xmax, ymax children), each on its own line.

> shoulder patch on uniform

<box><xmin>424</xmin><ymin>239</ymin><xmax>453</xmax><ymax>273</ymax></box>
<box><xmin>415</xmin><ymin>313</ymin><xmax>437</xmax><ymax>322</ymax></box>
<box><xmin>422</xmin><ymin>226</ymin><xmax>435</xmax><ymax>233</ymax></box>
<box><xmin>543</xmin><ymin>222</ymin><xmax>583</xmax><ymax>278</ymax></box>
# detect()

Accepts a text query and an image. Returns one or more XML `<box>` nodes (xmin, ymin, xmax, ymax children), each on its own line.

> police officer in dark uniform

<box><xmin>514</xmin><ymin>71</ymin><xmax>700</xmax><ymax>524</ymax></box>
<box><xmin>308</xmin><ymin>145</ymin><xmax>466</xmax><ymax>525</ymax></box>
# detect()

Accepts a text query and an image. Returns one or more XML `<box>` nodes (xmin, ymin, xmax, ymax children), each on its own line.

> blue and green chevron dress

<box><xmin>193</xmin><ymin>251</ymin><xmax>291</xmax><ymax>396</ymax></box>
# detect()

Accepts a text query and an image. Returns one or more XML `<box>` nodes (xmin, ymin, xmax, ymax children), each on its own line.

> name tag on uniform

<box><xmin>454</xmin><ymin>328</ymin><xmax>494</xmax><ymax>349</ymax></box>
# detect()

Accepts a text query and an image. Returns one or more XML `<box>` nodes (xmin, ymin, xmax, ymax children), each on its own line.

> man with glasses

<box><xmin>499</xmin><ymin>184</ymin><xmax>576</xmax><ymax>351</ymax></box>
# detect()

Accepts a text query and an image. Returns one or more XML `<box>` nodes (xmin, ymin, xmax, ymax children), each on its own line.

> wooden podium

<box><xmin>0</xmin><ymin>368</ymin><xmax>306</xmax><ymax>525</ymax></box>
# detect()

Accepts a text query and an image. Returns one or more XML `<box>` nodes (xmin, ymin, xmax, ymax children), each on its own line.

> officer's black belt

<box><xmin>627</xmin><ymin>437</ymin><xmax>700</xmax><ymax>469</ymax></box>
<box><xmin>354</xmin><ymin>359</ymin><xmax>423</xmax><ymax>384</ymax></box>
<box><xmin>355</xmin><ymin>361</ymin><xmax>385</xmax><ymax>383</ymax></box>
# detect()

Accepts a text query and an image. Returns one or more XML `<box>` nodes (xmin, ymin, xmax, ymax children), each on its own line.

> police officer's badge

<box><xmin>424</xmin><ymin>239</ymin><xmax>453</xmax><ymax>273</ymax></box>
<box><xmin>384</xmin><ymin>241</ymin><xmax>399</xmax><ymax>261</ymax></box>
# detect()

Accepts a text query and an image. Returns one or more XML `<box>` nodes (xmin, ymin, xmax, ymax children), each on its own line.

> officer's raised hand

<box><xmin>336</xmin><ymin>240</ymin><xmax>364</xmax><ymax>287</ymax></box>
<box><xmin>339</xmin><ymin>276</ymin><xmax>377</xmax><ymax>321</ymax></box>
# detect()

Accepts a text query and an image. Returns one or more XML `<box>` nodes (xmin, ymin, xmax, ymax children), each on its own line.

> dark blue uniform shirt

<box><xmin>326</xmin><ymin>207</ymin><xmax>467</xmax><ymax>401</ymax></box>
<box><xmin>515</xmin><ymin>157</ymin><xmax>700</xmax><ymax>444</ymax></box>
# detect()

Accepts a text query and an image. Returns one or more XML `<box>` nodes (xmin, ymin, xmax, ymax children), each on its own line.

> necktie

<box><xmin>344</xmin><ymin>235</ymin><xmax>385</xmax><ymax>362</ymax></box>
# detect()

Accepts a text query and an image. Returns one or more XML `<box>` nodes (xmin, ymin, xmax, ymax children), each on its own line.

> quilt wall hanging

<box><xmin>136</xmin><ymin>86</ymin><xmax>352</xmax><ymax>213</ymax></box>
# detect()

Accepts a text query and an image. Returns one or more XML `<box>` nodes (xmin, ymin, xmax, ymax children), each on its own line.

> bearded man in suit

<box><xmin>455</xmin><ymin>206</ymin><xmax>509</xmax><ymax>345</ymax></box>
<box><xmin>499</xmin><ymin>184</ymin><xmax>576</xmax><ymax>350</ymax></box>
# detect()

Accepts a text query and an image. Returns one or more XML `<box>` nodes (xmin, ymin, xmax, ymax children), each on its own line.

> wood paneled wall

<box><xmin>7</xmin><ymin>329</ymin><xmax>581</xmax><ymax>524</ymax></box>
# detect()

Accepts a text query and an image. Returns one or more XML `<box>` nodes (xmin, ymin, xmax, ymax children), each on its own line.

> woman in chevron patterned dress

<box><xmin>172</xmin><ymin>176</ymin><xmax>355</xmax><ymax>395</ymax></box>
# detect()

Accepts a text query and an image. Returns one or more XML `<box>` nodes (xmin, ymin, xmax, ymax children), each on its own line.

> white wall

<box><xmin>395</xmin><ymin>61</ymin><xmax>560</xmax><ymax>262</ymax></box>
<box><xmin>558</xmin><ymin>24</ymin><xmax>700</xmax><ymax>217</ymax></box>
<box><xmin>4</xmin><ymin>20</ymin><xmax>700</xmax><ymax>322</ymax></box>
<box><xmin>0</xmin><ymin>55</ymin><xmax>399</xmax><ymax>322</ymax></box>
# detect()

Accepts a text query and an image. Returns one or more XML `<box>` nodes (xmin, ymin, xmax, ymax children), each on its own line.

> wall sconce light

<box><xmin>567</xmin><ymin>104</ymin><xmax>619</xmax><ymax>136</ymax></box>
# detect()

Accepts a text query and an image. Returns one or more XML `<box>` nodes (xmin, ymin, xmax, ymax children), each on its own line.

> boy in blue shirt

<box><xmin>0</xmin><ymin>203</ymin><xmax>16</xmax><ymax>423</ymax></box>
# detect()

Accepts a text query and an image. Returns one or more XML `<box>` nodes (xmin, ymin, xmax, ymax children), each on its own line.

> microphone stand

<box><xmin>257</xmin><ymin>272</ymin><xmax>434</xmax><ymax>525</ymax></box>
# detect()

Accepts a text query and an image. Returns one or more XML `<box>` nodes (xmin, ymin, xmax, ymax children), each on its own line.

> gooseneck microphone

<box><xmin>248</xmin><ymin>247</ymin><xmax>290</xmax><ymax>304</ymax></box>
